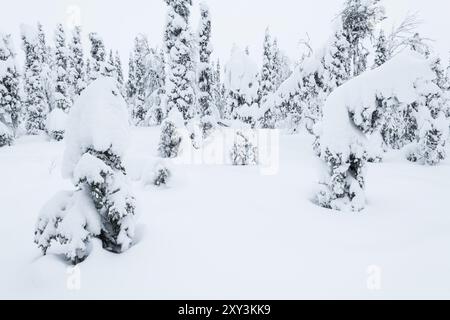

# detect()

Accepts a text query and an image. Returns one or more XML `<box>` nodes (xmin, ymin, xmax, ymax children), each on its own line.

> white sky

<box><xmin>0</xmin><ymin>0</ymin><xmax>449</xmax><ymax>68</ymax></box>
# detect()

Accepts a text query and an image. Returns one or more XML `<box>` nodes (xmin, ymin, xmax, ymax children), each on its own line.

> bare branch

<box><xmin>298</xmin><ymin>33</ymin><xmax>313</xmax><ymax>62</ymax></box>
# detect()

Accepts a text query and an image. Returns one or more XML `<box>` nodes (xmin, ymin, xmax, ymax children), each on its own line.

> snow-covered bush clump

<box><xmin>317</xmin><ymin>50</ymin><xmax>434</xmax><ymax>212</ymax></box>
<box><xmin>46</xmin><ymin>108</ymin><xmax>68</xmax><ymax>141</ymax></box>
<box><xmin>35</xmin><ymin>78</ymin><xmax>136</xmax><ymax>264</ymax></box>
<box><xmin>150</xmin><ymin>161</ymin><xmax>172</xmax><ymax>187</ymax></box>
<box><xmin>230</xmin><ymin>130</ymin><xmax>258</xmax><ymax>166</ymax></box>
<box><xmin>224</xmin><ymin>46</ymin><xmax>260</xmax><ymax>127</ymax></box>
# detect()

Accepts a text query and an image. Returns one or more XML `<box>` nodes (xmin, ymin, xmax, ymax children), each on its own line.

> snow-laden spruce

<box><xmin>35</xmin><ymin>78</ymin><xmax>136</xmax><ymax>264</ymax></box>
<box><xmin>126</xmin><ymin>36</ymin><xmax>166</xmax><ymax>126</ymax></box>
<box><xmin>54</xmin><ymin>24</ymin><xmax>71</xmax><ymax>113</ymax></box>
<box><xmin>88</xmin><ymin>33</ymin><xmax>115</xmax><ymax>81</ymax></box>
<box><xmin>316</xmin><ymin>50</ymin><xmax>436</xmax><ymax>212</ymax></box>
<box><xmin>407</xmin><ymin>57</ymin><xmax>449</xmax><ymax>165</ymax></box>
<box><xmin>164</xmin><ymin>0</ymin><xmax>197</xmax><ymax>123</ymax></box>
<box><xmin>68</xmin><ymin>26</ymin><xmax>86</xmax><ymax>98</ymax></box>
<box><xmin>21</xmin><ymin>24</ymin><xmax>50</xmax><ymax>134</ymax></box>
<box><xmin>258</xmin><ymin>28</ymin><xmax>281</xmax><ymax>129</ymax></box>
<box><xmin>197</xmin><ymin>2</ymin><xmax>218</xmax><ymax>138</ymax></box>
<box><xmin>0</xmin><ymin>33</ymin><xmax>21</xmax><ymax>146</ymax></box>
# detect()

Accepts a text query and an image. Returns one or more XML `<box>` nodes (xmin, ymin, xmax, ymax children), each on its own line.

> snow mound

<box><xmin>62</xmin><ymin>77</ymin><xmax>130</xmax><ymax>178</ymax></box>
<box><xmin>35</xmin><ymin>189</ymin><xmax>101</xmax><ymax>262</ymax></box>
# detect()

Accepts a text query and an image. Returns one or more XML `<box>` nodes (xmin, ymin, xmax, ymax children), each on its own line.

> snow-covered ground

<box><xmin>1</xmin><ymin>127</ymin><xmax>450</xmax><ymax>299</ymax></box>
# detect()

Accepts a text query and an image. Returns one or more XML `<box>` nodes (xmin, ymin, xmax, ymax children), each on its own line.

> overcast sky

<box><xmin>0</xmin><ymin>0</ymin><xmax>449</xmax><ymax>67</ymax></box>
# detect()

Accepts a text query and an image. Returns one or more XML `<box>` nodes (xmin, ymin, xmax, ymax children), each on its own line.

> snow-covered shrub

<box><xmin>317</xmin><ymin>50</ymin><xmax>434</xmax><ymax>212</ymax></box>
<box><xmin>317</xmin><ymin>145</ymin><xmax>367</xmax><ymax>212</ymax></box>
<box><xmin>46</xmin><ymin>108</ymin><xmax>68</xmax><ymax>141</ymax></box>
<box><xmin>151</xmin><ymin>162</ymin><xmax>172</xmax><ymax>187</ymax></box>
<box><xmin>158</xmin><ymin>120</ymin><xmax>182</xmax><ymax>158</ymax></box>
<box><xmin>230</xmin><ymin>130</ymin><xmax>258</xmax><ymax>166</ymax></box>
<box><xmin>0</xmin><ymin>122</ymin><xmax>13</xmax><ymax>147</ymax></box>
<box><xmin>35</xmin><ymin>78</ymin><xmax>136</xmax><ymax>264</ymax></box>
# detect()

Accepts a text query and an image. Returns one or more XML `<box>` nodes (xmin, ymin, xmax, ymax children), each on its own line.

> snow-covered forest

<box><xmin>1</xmin><ymin>0</ymin><xmax>450</xmax><ymax>299</ymax></box>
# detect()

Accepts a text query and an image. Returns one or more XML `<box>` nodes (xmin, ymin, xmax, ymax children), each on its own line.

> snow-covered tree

<box><xmin>125</xmin><ymin>53</ymin><xmax>136</xmax><ymax>106</ymax></box>
<box><xmin>158</xmin><ymin>118</ymin><xmax>182</xmax><ymax>158</ymax></box>
<box><xmin>150</xmin><ymin>162</ymin><xmax>172</xmax><ymax>187</ymax></box>
<box><xmin>258</xmin><ymin>28</ymin><xmax>279</xmax><ymax>128</ymax></box>
<box><xmin>114</xmin><ymin>50</ymin><xmax>124</xmax><ymax>91</ymax></box>
<box><xmin>68</xmin><ymin>26</ymin><xmax>86</xmax><ymax>98</ymax></box>
<box><xmin>0</xmin><ymin>34</ymin><xmax>21</xmax><ymax>143</ymax></box>
<box><xmin>230</xmin><ymin>130</ymin><xmax>258</xmax><ymax>166</ymax></box>
<box><xmin>145</xmin><ymin>48</ymin><xmax>167</xmax><ymax>126</ymax></box>
<box><xmin>212</xmin><ymin>60</ymin><xmax>226</xmax><ymax>118</ymax></box>
<box><xmin>408</xmin><ymin>33</ymin><xmax>431</xmax><ymax>58</ymax></box>
<box><xmin>323</xmin><ymin>23</ymin><xmax>351</xmax><ymax>91</ymax></box>
<box><xmin>164</xmin><ymin>0</ymin><xmax>197</xmax><ymax>122</ymax></box>
<box><xmin>128</xmin><ymin>35</ymin><xmax>150</xmax><ymax>125</ymax></box>
<box><xmin>88</xmin><ymin>32</ymin><xmax>107</xmax><ymax>81</ymax></box>
<box><xmin>379</xmin><ymin>96</ymin><xmax>408</xmax><ymax>150</ymax></box>
<box><xmin>259</xmin><ymin>28</ymin><xmax>276</xmax><ymax>104</ymax></box>
<box><xmin>224</xmin><ymin>46</ymin><xmax>260</xmax><ymax>127</ymax></box>
<box><xmin>85</xmin><ymin>58</ymin><xmax>92</xmax><ymax>85</ymax></box>
<box><xmin>37</xmin><ymin>23</ymin><xmax>55</xmax><ymax>112</ymax></box>
<box><xmin>53</xmin><ymin>24</ymin><xmax>71</xmax><ymax>113</ymax></box>
<box><xmin>373</xmin><ymin>29</ymin><xmax>389</xmax><ymax>68</ymax></box>
<box><xmin>34</xmin><ymin>78</ymin><xmax>136</xmax><ymax>264</ymax></box>
<box><xmin>107</xmin><ymin>50</ymin><xmax>117</xmax><ymax>78</ymax></box>
<box><xmin>341</xmin><ymin>0</ymin><xmax>385</xmax><ymax>77</ymax></box>
<box><xmin>407</xmin><ymin>57</ymin><xmax>449</xmax><ymax>165</ymax></box>
<box><xmin>272</xmin><ymin>39</ymin><xmax>292</xmax><ymax>90</ymax></box>
<box><xmin>21</xmin><ymin>24</ymin><xmax>49</xmax><ymax>134</ymax></box>
<box><xmin>317</xmin><ymin>50</ymin><xmax>435</xmax><ymax>212</ymax></box>
<box><xmin>197</xmin><ymin>2</ymin><xmax>217</xmax><ymax>138</ymax></box>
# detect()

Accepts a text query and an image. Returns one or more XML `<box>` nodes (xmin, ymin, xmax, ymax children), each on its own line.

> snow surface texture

<box><xmin>1</xmin><ymin>128</ymin><xmax>450</xmax><ymax>298</ymax></box>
